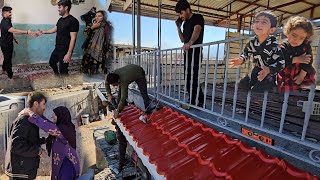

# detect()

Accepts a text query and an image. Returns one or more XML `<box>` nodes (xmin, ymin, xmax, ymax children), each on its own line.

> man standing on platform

<box><xmin>37</xmin><ymin>0</ymin><xmax>79</xmax><ymax>76</ymax></box>
<box><xmin>175</xmin><ymin>0</ymin><xmax>205</xmax><ymax>107</ymax></box>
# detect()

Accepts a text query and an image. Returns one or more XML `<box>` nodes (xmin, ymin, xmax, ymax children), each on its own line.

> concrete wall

<box><xmin>0</xmin><ymin>90</ymin><xmax>100</xmax><ymax>176</ymax></box>
<box><xmin>2</xmin><ymin>0</ymin><xmax>110</xmax><ymax>65</ymax></box>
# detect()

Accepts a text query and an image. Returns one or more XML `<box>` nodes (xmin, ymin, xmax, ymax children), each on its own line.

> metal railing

<box><xmin>111</xmin><ymin>30</ymin><xmax>320</xmax><ymax>174</ymax></box>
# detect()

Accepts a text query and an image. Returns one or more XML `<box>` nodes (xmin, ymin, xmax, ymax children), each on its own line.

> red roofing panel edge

<box><xmin>117</xmin><ymin>105</ymin><xmax>318</xmax><ymax>180</ymax></box>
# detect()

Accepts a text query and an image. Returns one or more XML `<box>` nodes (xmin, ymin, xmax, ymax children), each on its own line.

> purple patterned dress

<box><xmin>28</xmin><ymin>114</ymin><xmax>80</xmax><ymax>180</ymax></box>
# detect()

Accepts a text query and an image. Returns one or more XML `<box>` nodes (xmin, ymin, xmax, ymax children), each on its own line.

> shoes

<box><xmin>115</xmin><ymin>159</ymin><xmax>128</xmax><ymax>174</ymax></box>
<box><xmin>180</xmin><ymin>103</ymin><xmax>191</xmax><ymax>110</ymax></box>
<box><xmin>118</xmin><ymin>162</ymin><xmax>125</xmax><ymax>172</ymax></box>
<box><xmin>145</xmin><ymin>101</ymin><xmax>163</xmax><ymax>114</ymax></box>
<box><xmin>197</xmin><ymin>103</ymin><xmax>204</xmax><ymax>108</ymax></box>
<box><xmin>145</xmin><ymin>101</ymin><xmax>157</xmax><ymax>115</ymax></box>
<box><xmin>191</xmin><ymin>101</ymin><xmax>203</xmax><ymax>108</ymax></box>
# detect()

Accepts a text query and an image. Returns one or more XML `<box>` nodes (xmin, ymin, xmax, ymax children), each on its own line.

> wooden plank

<box><xmin>123</xmin><ymin>0</ymin><xmax>132</xmax><ymax>11</ymax></box>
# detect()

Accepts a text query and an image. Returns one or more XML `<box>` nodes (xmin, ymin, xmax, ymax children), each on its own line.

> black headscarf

<box><xmin>46</xmin><ymin>106</ymin><xmax>76</xmax><ymax>156</ymax></box>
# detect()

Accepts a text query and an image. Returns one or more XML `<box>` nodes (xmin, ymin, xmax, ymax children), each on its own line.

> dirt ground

<box><xmin>0</xmin><ymin>175</ymin><xmax>52</xmax><ymax>180</ymax></box>
<box><xmin>77</xmin><ymin>114</ymin><xmax>115</xmax><ymax>175</ymax></box>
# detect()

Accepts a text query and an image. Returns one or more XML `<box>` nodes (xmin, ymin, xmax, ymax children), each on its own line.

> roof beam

<box><xmin>302</xmin><ymin>0</ymin><xmax>316</xmax><ymax>6</ymax></box>
<box><xmin>161</xmin><ymin>5</ymin><xmax>228</xmax><ymax>18</ymax></box>
<box><xmin>242</xmin><ymin>5</ymin><xmax>260</xmax><ymax>16</ymax></box>
<box><xmin>110</xmin><ymin>2</ymin><xmax>229</xmax><ymax>23</ymax></box>
<box><xmin>282</xmin><ymin>2</ymin><xmax>320</xmax><ymax>21</ymax></box>
<box><xmin>117</xmin><ymin>0</ymin><xmax>229</xmax><ymax>19</ymax></box>
<box><xmin>220</xmin><ymin>0</ymin><xmax>237</xmax><ymax>10</ymax></box>
<box><xmin>217</xmin><ymin>12</ymin><xmax>256</xmax><ymax>26</ymax></box>
<box><xmin>215</xmin><ymin>0</ymin><xmax>260</xmax><ymax>25</ymax></box>
<box><xmin>191</xmin><ymin>0</ymin><xmax>198</xmax><ymax>4</ymax></box>
<box><xmin>141</xmin><ymin>1</ymin><xmax>229</xmax><ymax>18</ymax></box>
<box><xmin>269</xmin><ymin>0</ymin><xmax>306</xmax><ymax>10</ymax></box>
<box><xmin>163</xmin><ymin>0</ymin><xmax>231</xmax><ymax>14</ymax></box>
<box><xmin>234</xmin><ymin>0</ymin><xmax>294</xmax><ymax>15</ymax></box>
<box><xmin>111</xmin><ymin>0</ymin><xmax>320</xmax><ymax>30</ymax></box>
<box><xmin>123</xmin><ymin>0</ymin><xmax>132</xmax><ymax>11</ymax></box>
<box><xmin>290</xmin><ymin>2</ymin><xmax>320</xmax><ymax>19</ymax></box>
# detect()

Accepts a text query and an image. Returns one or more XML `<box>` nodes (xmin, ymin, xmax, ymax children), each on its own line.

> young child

<box><xmin>277</xmin><ymin>16</ymin><xmax>315</xmax><ymax>91</ymax></box>
<box><xmin>229</xmin><ymin>11</ymin><xmax>285</xmax><ymax>92</ymax></box>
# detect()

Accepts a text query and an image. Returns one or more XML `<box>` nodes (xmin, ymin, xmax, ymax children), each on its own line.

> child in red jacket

<box><xmin>278</xmin><ymin>16</ymin><xmax>316</xmax><ymax>91</ymax></box>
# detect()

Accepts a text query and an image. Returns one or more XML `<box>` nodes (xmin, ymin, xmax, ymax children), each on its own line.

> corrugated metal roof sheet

<box><xmin>306</xmin><ymin>0</ymin><xmax>320</xmax><ymax>4</ymax></box>
<box><xmin>279</xmin><ymin>3</ymin><xmax>313</xmax><ymax>13</ymax></box>
<box><xmin>110</xmin><ymin>0</ymin><xmax>320</xmax><ymax>30</ymax></box>
<box><xmin>257</xmin><ymin>0</ymin><xmax>285</xmax><ymax>7</ymax></box>
<box><xmin>201</xmin><ymin>0</ymin><xmax>235</xmax><ymax>9</ymax></box>
<box><xmin>118</xmin><ymin>105</ymin><xmax>318</xmax><ymax>179</ymax></box>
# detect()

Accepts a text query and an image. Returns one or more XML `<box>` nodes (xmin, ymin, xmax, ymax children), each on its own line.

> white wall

<box><xmin>4</xmin><ymin>0</ymin><xmax>95</xmax><ymax>24</ymax></box>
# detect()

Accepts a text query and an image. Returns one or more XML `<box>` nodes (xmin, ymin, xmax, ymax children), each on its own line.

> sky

<box><xmin>107</xmin><ymin>12</ymin><xmax>233</xmax><ymax>52</ymax></box>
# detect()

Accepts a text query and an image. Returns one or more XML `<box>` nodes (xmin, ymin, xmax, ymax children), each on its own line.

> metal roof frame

<box><xmin>110</xmin><ymin>0</ymin><xmax>320</xmax><ymax>29</ymax></box>
<box><xmin>108</xmin><ymin>0</ymin><xmax>320</xmax><ymax>54</ymax></box>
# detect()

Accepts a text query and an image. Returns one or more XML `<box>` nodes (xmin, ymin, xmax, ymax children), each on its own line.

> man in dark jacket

<box><xmin>105</xmin><ymin>64</ymin><xmax>156</xmax><ymax>171</ymax></box>
<box><xmin>0</xmin><ymin>6</ymin><xmax>35</xmax><ymax>79</ymax></box>
<box><xmin>5</xmin><ymin>92</ymin><xmax>47</xmax><ymax>180</ymax></box>
<box><xmin>105</xmin><ymin>64</ymin><xmax>155</xmax><ymax>118</ymax></box>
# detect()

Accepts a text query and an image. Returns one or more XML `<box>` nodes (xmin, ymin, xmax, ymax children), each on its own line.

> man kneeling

<box><xmin>105</xmin><ymin>64</ymin><xmax>156</xmax><ymax>117</ymax></box>
<box><xmin>105</xmin><ymin>64</ymin><xmax>157</xmax><ymax>171</ymax></box>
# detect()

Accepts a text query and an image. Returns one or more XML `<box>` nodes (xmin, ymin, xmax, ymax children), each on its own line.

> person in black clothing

<box><xmin>81</xmin><ymin>10</ymin><xmax>113</xmax><ymax>75</ymax></box>
<box><xmin>0</xmin><ymin>6</ymin><xmax>36</xmax><ymax>79</ymax></box>
<box><xmin>175</xmin><ymin>0</ymin><xmax>204</xmax><ymax>107</ymax></box>
<box><xmin>37</xmin><ymin>0</ymin><xmax>79</xmax><ymax>75</ymax></box>
<box><xmin>5</xmin><ymin>92</ymin><xmax>47</xmax><ymax>180</ymax></box>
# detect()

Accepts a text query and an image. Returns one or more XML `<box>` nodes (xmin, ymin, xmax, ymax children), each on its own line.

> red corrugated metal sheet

<box><xmin>119</xmin><ymin>105</ymin><xmax>318</xmax><ymax>180</ymax></box>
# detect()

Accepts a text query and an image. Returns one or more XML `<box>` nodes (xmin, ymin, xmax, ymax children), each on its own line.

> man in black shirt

<box><xmin>5</xmin><ymin>92</ymin><xmax>47</xmax><ymax>180</ymax></box>
<box><xmin>0</xmin><ymin>6</ymin><xmax>36</xmax><ymax>79</ymax></box>
<box><xmin>37</xmin><ymin>0</ymin><xmax>79</xmax><ymax>75</ymax></box>
<box><xmin>175</xmin><ymin>0</ymin><xmax>204</xmax><ymax>107</ymax></box>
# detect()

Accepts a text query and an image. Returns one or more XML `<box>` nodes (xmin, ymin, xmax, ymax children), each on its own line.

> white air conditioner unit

<box><xmin>0</xmin><ymin>95</ymin><xmax>25</xmax><ymax>111</ymax></box>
